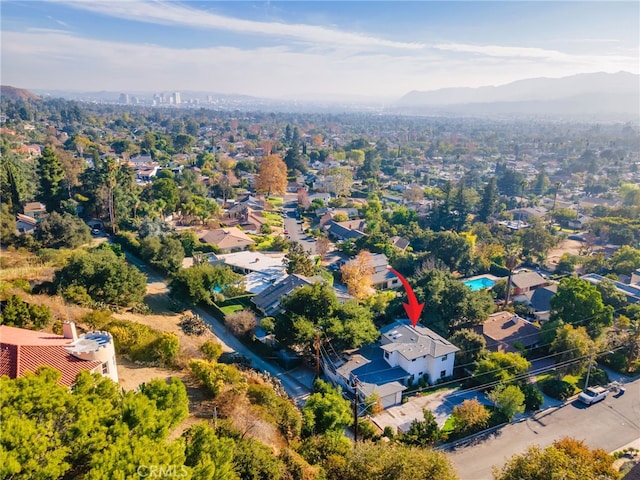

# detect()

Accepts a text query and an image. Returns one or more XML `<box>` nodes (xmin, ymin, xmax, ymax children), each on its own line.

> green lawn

<box><xmin>266</xmin><ymin>197</ymin><xmax>284</xmax><ymax>208</ymax></box>
<box><xmin>220</xmin><ymin>304</ymin><xmax>244</xmax><ymax>315</ymax></box>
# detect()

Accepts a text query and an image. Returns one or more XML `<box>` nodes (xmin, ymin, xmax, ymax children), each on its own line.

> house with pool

<box><xmin>463</xmin><ymin>274</ymin><xmax>500</xmax><ymax>291</ymax></box>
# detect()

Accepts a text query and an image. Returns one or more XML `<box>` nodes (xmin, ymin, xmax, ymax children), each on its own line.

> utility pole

<box><xmin>584</xmin><ymin>348</ymin><xmax>596</xmax><ymax>389</ymax></box>
<box><xmin>352</xmin><ymin>375</ymin><xmax>359</xmax><ymax>442</ymax></box>
<box><xmin>314</xmin><ymin>330</ymin><xmax>321</xmax><ymax>380</ymax></box>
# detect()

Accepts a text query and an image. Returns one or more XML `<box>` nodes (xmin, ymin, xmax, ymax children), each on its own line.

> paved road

<box><xmin>123</xmin><ymin>251</ymin><xmax>313</xmax><ymax>404</ymax></box>
<box><xmin>283</xmin><ymin>198</ymin><xmax>316</xmax><ymax>254</ymax></box>
<box><xmin>194</xmin><ymin>304</ymin><xmax>313</xmax><ymax>405</ymax></box>
<box><xmin>446</xmin><ymin>377</ymin><xmax>640</xmax><ymax>480</ymax></box>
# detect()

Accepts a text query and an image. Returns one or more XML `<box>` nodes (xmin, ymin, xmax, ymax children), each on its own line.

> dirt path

<box><xmin>544</xmin><ymin>238</ymin><xmax>587</xmax><ymax>271</ymax></box>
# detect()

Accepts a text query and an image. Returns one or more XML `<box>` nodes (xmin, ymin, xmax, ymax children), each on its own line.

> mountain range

<box><xmin>4</xmin><ymin>72</ymin><xmax>639</xmax><ymax>119</ymax></box>
<box><xmin>392</xmin><ymin>72</ymin><xmax>640</xmax><ymax>119</ymax></box>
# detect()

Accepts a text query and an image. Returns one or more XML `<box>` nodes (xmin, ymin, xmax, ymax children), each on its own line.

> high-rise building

<box><xmin>172</xmin><ymin>92</ymin><xmax>181</xmax><ymax>105</ymax></box>
<box><xmin>118</xmin><ymin>93</ymin><xmax>130</xmax><ymax>104</ymax></box>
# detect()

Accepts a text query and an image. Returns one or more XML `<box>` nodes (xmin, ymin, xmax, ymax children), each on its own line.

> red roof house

<box><xmin>0</xmin><ymin>323</ymin><xmax>118</xmax><ymax>386</ymax></box>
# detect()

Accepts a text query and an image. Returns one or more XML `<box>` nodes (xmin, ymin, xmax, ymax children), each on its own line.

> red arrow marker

<box><xmin>387</xmin><ymin>267</ymin><xmax>424</xmax><ymax>327</ymax></box>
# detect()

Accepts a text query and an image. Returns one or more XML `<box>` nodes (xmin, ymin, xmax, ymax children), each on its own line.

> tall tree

<box><xmin>284</xmin><ymin>241</ymin><xmax>316</xmax><ymax>276</ymax></box>
<box><xmin>487</xmin><ymin>384</ymin><xmax>525</xmax><ymax>421</ymax></box>
<box><xmin>340</xmin><ymin>250</ymin><xmax>375</xmax><ymax>301</ymax></box>
<box><xmin>550</xmin><ymin>324</ymin><xmax>594</xmax><ymax>377</ymax></box>
<box><xmin>54</xmin><ymin>245</ymin><xmax>147</xmax><ymax>306</ymax></box>
<box><xmin>550</xmin><ymin>277</ymin><xmax>614</xmax><ymax>338</ymax></box>
<box><xmin>301</xmin><ymin>380</ymin><xmax>352</xmax><ymax>437</ymax></box>
<box><xmin>37</xmin><ymin>145</ymin><xmax>64</xmax><ymax>212</ymax></box>
<box><xmin>477</xmin><ymin>177</ymin><xmax>498</xmax><ymax>223</ymax></box>
<box><xmin>256</xmin><ymin>155</ymin><xmax>287</xmax><ymax>197</ymax></box>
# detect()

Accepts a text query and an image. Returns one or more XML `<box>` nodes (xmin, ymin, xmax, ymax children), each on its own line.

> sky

<box><xmin>1</xmin><ymin>1</ymin><xmax>638</xmax><ymax>101</ymax></box>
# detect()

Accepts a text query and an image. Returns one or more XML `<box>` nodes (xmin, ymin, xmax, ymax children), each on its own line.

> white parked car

<box><xmin>578</xmin><ymin>386</ymin><xmax>609</xmax><ymax>405</ymax></box>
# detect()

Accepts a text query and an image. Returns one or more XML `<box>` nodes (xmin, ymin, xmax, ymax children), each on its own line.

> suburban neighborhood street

<box><xmin>446</xmin><ymin>377</ymin><xmax>640</xmax><ymax>480</ymax></box>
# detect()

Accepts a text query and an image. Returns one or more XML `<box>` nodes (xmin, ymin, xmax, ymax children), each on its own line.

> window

<box><xmin>441</xmin><ymin>354</ymin><xmax>448</xmax><ymax>361</ymax></box>
<box><xmin>384</xmin><ymin>351</ymin><xmax>390</xmax><ymax>359</ymax></box>
<box><xmin>102</xmin><ymin>362</ymin><xmax>109</xmax><ymax>374</ymax></box>
<box><xmin>412</xmin><ymin>358</ymin><xmax>416</xmax><ymax>362</ymax></box>
<box><xmin>440</xmin><ymin>370</ymin><xmax>446</xmax><ymax>378</ymax></box>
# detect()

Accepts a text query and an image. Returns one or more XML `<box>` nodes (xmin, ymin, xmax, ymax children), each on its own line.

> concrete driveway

<box><xmin>371</xmin><ymin>388</ymin><xmax>491</xmax><ymax>433</ymax></box>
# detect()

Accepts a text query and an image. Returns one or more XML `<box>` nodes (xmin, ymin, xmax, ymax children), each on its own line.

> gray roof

<box><xmin>390</xmin><ymin>236</ymin><xmax>410</xmax><ymax>250</ymax></box>
<box><xmin>380</xmin><ymin>320</ymin><xmax>459</xmax><ymax>360</ymax></box>
<box><xmin>525</xmin><ymin>284</ymin><xmax>557</xmax><ymax>312</ymax></box>
<box><xmin>325</xmin><ymin>220</ymin><xmax>367</xmax><ymax>240</ymax></box>
<box><xmin>335</xmin><ymin>343</ymin><xmax>409</xmax><ymax>390</ymax></box>
<box><xmin>511</xmin><ymin>271</ymin><xmax>548</xmax><ymax>290</ymax></box>
<box><xmin>251</xmin><ymin>274</ymin><xmax>321</xmax><ymax>316</ymax></box>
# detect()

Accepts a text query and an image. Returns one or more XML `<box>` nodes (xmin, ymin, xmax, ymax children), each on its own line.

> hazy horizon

<box><xmin>2</xmin><ymin>1</ymin><xmax>638</xmax><ymax>101</ymax></box>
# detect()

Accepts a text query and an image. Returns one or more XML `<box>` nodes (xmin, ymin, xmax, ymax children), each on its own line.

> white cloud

<box><xmin>56</xmin><ymin>0</ymin><xmax>424</xmax><ymax>50</ymax></box>
<box><xmin>2</xmin><ymin>30</ymin><xmax>637</xmax><ymax>98</ymax></box>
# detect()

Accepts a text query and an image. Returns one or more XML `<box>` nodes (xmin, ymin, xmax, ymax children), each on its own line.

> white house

<box><xmin>326</xmin><ymin>319</ymin><xmax>459</xmax><ymax>409</ymax></box>
<box><xmin>380</xmin><ymin>320</ymin><xmax>459</xmax><ymax>384</ymax></box>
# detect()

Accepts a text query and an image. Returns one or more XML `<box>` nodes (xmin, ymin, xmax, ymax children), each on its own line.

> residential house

<box><xmin>522</xmin><ymin>284</ymin><xmax>558</xmax><ymax>321</ymax></box>
<box><xmin>342</xmin><ymin>253</ymin><xmax>400</xmax><ymax>290</ymax></box>
<box><xmin>508</xmin><ymin>206</ymin><xmax>548</xmax><ymax>222</ymax></box>
<box><xmin>251</xmin><ymin>274</ymin><xmax>323</xmax><ymax>317</ymax></box>
<box><xmin>390</xmin><ymin>236</ymin><xmax>410</xmax><ymax>252</ymax></box>
<box><xmin>23</xmin><ymin>202</ymin><xmax>47</xmax><ymax>220</ymax></box>
<box><xmin>324</xmin><ymin>219</ymin><xmax>367</xmax><ymax>242</ymax></box>
<box><xmin>16</xmin><ymin>213</ymin><xmax>37</xmax><ymax>234</ymax></box>
<box><xmin>209</xmin><ymin>251</ymin><xmax>287</xmax><ymax>294</ymax></box>
<box><xmin>578</xmin><ymin>196</ymin><xmax>620</xmax><ymax>209</ymax></box>
<box><xmin>510</xmin><ymin>271</ymin><xmax>550</xmax><ymax>298</ymax></box>
<box><xmin>199</xmin><ymin>227</ymin><xmax>255</xmax><ymax>253</ymax></box>
<box><xmin>568</xmin><ymin>214</ymin><xmax>592</xmax><ymax>230</ymax></box>
<box><xmin>477</xmin><ymin>311</ymin><xmax>541</xmax><ymax>353</ymax></box>
<box><xmin>228</xmin><ymin>195</ymin><xmax>265</xmax><ymax>216</ymax></box>
<box><xmin>327</xmin><ymin>319</ymin><xmax>459</xmax><ymax>409</ymax></box>
<box><xmin>379</xmin><ymin>320</ymin><xmax>459</xmax><ymax>384</ymax></box>
<box><xmin>12</xmin><ymin>144</ymin><xmax>41</xmax><ymax>157</ymax></box>
<box><xmin>0</xmin><ymin>322</ymin><xmax>119</xmax><ymax>387</ymax></box>
<box><xmin>582</xmin><ymin>273</ymin><xmax>640</xmax><ymax>304</ymax></box>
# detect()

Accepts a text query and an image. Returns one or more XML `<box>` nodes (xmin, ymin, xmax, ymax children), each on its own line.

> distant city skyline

<box><xmin>1</xmin><ymin>1</ymin><xmax>638</xmax><ymax>101</ymax></box>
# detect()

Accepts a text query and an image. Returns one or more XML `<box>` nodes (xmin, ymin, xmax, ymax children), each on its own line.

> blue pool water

<box><xmin>463</xmin><ymin>277</ymin><xmax>496</xmax><ymax>291</ymax></box>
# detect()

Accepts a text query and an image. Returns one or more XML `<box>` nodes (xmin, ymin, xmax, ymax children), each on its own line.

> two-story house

<box><xmin>327</xmin><ymin>319</ymin><xmax>459</xmax><ymax>409</ymax></box>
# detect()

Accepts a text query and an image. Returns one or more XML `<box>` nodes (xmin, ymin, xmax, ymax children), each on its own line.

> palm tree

<box><xmin>519</xmin><ymin>180</ymin><xmax>528</xmax><ymax>208</ymax></box>
<box><xmin>503</xmin><ymin>249</ymin><xmax>520</xmax><ymax>310</ymax></box>
<box><xmin>553</xmin><ymin>182</ymin><xmax>562</xmax><ymax>210</ymax></box>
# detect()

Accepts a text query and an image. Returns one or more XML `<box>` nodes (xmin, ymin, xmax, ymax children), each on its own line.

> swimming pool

<box><xmin>463</xmin><ymin>277</ymin><xmax>496</xmax><ymax>291</ymax></box>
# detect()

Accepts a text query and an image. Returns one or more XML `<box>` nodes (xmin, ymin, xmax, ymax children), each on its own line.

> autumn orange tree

<box><xmin>255</xmin><ymin>154</ymin><xmax>287</xmax><ymax>197</ymax></box>
<box><xmin>340</xmin><ymin>250</ymin><xmax>374</xmax><ymax>301</ymax></box>
<box><xmin>493</xmin><ymin>437</ymin><xmax>618</xmax><ymax>480</ymax></box>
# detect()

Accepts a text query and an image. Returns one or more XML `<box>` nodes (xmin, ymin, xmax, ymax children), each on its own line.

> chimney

<box><xmin>62</xmin><ymin>321</ymin><xmax>78</xmax><ymax>341</ymax></box>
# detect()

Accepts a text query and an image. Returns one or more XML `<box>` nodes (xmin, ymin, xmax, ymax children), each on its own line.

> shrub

<box><xmin>582</xmin><ymin>368</ymin><xmax>609</xmax><ymax>387</ymax></box>
<box><xmin>62</xmin><ymin>285</ymin><xmax>92</xmax><ymax>306</ymax></box>
<box><xmin>82</xmin><ymin>310</ymin><xmax>113</xmax><ymax>330</ymax></box>
<box><xmin>200</xmin><ymin>340</ymin><xmax>223</xmax><ymax>361</ymax></box>
<box><xmin>106</xmin><ymin>320</ymin><xmax>179</xmax><ymax>365</ymax></box>
<box><xmin>520</xmin><ymin>383</ymin><xmax>544</xmax><ymax>411</ymax></box>
<box><xmin>225</xmin><ymin>309</ymin><xmax>257</xmax><ymax>338</ymax></box>
<box><xmin>0</xmin><ymin>294</ymin><xmax>52</xmax><ymax>329</ymax></box>
<box><xmin>539</xmin><ymin>379</ymin><xmax>575</xmax><ymax>400</ymax></box>
<box><xmin>153</xmin><ymin>333</ymin><xmax>180</xmax><ymax>365</ymax></box>
<box><xmin>189</xmin><ymin>359</ymin><xmax>244</xmax><ymax>396</ymax></box>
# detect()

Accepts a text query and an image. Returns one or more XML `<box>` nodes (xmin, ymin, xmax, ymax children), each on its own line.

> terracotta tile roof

<box><xmin>0</xmin><ymin>326</ymin><xmax>102</xmax><ymax>386</ymax></box>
